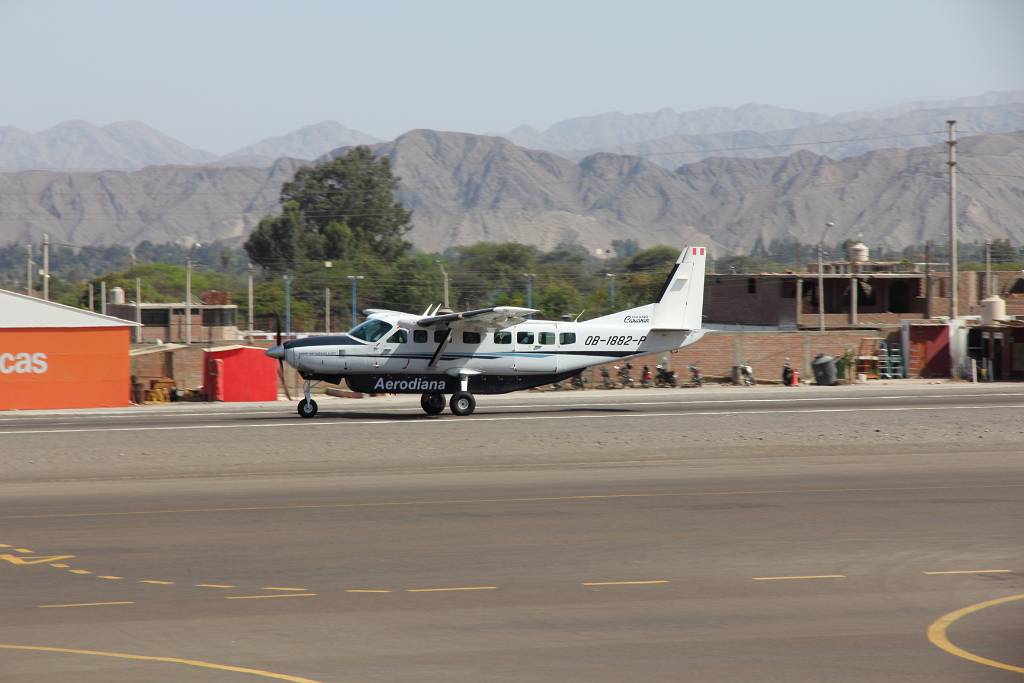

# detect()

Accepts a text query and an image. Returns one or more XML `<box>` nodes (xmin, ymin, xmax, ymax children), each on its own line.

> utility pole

<box><xmin>283</xmin><ymin>274</ymin><xmax>292</xmax><ymax>338</ymax></box>
<box><xmin>247</xmin><ymin>263</ymin><xmax>254</xmax><ymax>341</ymax></box>
<box><xmin>985</xmin><ymin>240</ymin><xmax>992</xmax><ymax>298</ymax></box>
<box><xmin>42</xmin><ymin>233</ymin><xmax>50</xmax><ymax>301</ymax></box>
<box><xmin>185</xmin><ymin>257</ymin><xmax>192</xmax><ymax>344</ymax></box>
<box><xmin>606</xmin><ymin>273</ymin><xmax>617</xmax><ymax>310</ymax></box>
<box><xmin>135</xmin><ymin>277</ymin><xmax>142</xmax><ymax>343</ymax></box>
<box><xmin>100</xmin><ymin>281</ymin><xmax>107</xmax><ymax>316</ymax></box>
<box><xmin>947</xmin><ymin>119</ymin><xmax>958</xmax><ymax>319</ymax></box>
<box><xmin>524</xmin><ymin>273</ymin><xmax>535</xmax><ymax>318</ymax></box>
<box><xmin>346</xmin><ymin>275</ymin><xmax>364</xmax><ymax>328</ymax></box>
<box><xmin>25</xmin><ymin>243</ymin><xmax>32</xmax><ymax>296</ymax></box>
<box><xmin>324</xmin><ymin>260</ymin><xmax>333</xmax><ymax>333</ymax></box>
<box><xmin>817</xmin><ymin>243</ymin><xmax>826</xmax><ymax>331</ymax></box>
<box><xmin>88</xmin><ymin>282</ymin><xmax>94</xmax><ymax>311</ymax></box>
<box><xmin>437</xmin><ymin>261</ymin><xmax>450</xmax><ymax>309</ymax></box>
<box><xmin>325</xmin><ymin>286</ymin><xmax>331</xmax><ymax>333</ymax></box>
<box><xmin>924</xmin><ymin>240</ymin><xmax>932</xmax><ymax>318</ymax></box>
<box><xmin>818</xmin><ymin>221</ymin><xmax>835</xmax><ymax>332</ymax></box>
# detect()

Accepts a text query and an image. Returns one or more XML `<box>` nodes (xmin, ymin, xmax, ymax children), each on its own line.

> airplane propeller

<box><xmin>274</xmin><ymin>313</ymin><xmax>292</xmax><ymax>401</ymax></box>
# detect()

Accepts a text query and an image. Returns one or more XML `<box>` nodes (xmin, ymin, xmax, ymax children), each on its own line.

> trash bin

<box><xmin>812</xmin><ymin>354</ymin><xmax>838</xmax><ymax>386</ymax></box>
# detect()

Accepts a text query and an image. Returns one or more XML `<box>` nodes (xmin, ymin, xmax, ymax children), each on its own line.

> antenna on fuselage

<box><xmin>574</xmin><ymin>310</ymin><xmax>586</xmax><ymax>322</ymax></box>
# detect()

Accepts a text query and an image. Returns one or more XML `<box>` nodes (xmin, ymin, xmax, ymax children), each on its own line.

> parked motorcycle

<box><xmin>618</xmin><ymin>363</ymin><xmax>634</xmax><ymax>388</ymax></box>
<box><xmin>571</xmin><ymin>373</ymin><xmax>586</xmax><ymax>390</ymax></box>
<box><xmin>739</xmin><ymin>360</ymin><xmax>756</xmax><ymax>386</ymax></box>
<box><xmin>600</xmin><ymin>366</ymin><xmax>614</xmax><ymax>389</ymax></box>
<box><xmin>781</xmin><ymin>358</ymin><xmax>796</xmax><ymax>387</ymax></box>
<box><xmin>655</xmin><ymin>365</ymin><xmax>678</xmax><ymax>388</ymax></box>
<box><xmin>641</xmin><ymin>365</ymin><xmax>653</xmax><ymax>387</ymax></box>
<box><xmin>688</xmin><ymin>363</ymin><xmax>704</xmax><ymax>387</ymax></box>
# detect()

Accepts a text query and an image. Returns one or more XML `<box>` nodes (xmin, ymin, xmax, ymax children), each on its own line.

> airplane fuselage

<box><xmin>284</xmin><ymin>316</ymin><xmax>702</xmax><ymax>395</ymax></box>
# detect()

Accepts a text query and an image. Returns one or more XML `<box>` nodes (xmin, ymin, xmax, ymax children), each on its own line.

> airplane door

<box><xmin>515</xmin><ymin>324</ymin><xmax>557</xmax><ymax>373</ymax></box>
<box><xmin>376</xmin><ymin>328</ymin><xmax>412</xmax><ymax>372</ymax></box>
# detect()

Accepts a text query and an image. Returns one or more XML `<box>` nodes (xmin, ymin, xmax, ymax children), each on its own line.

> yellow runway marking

<box><xmin>49</xmin><ymin>563</ymin><xmax>70</xmax><ymax>568</ymax></box>
<box><xmin>406</xmin><ymin>586</ymin><xmax>498</xmax><ymax>593</ymax></box>
<box><xmin>139</xmin><ymin>579</ymin><xmax>174</xmax><ymax>585</ymax></box>
<box><xmin>1</xmin><ymin>553</ymin><xmax>75</xmax><ymax>565</ymax></box>
<box><xmin>753</xmin><ymin>574</ymin><xmax>846</xmax><ymax>581</ymax></box>
<box><xmin>39</xmin><ymin>601</ymin><xmax>135</xmax><ymax>609</ymax></box>
<box><xmin>98</xmin><ymin>575</ymin><xmax>123</xmax><ymax>580</ymax></box>
<box><xmin>68</xmin><ymin>569</ymin><xmax>92</xmax><ymax>575</ymax></box>
<box><xmin>583</xmin><ymin>580</ymin><xmax>670</xmax><ymax>586</ymax></box>
<box><xmin>346</xmin><ymin>589</ymin><xmax>392</xmax><ymax>593</ymax></box>
<box><xmin>925</xmin><ymin>569</ymin><xmax>1013</xmax><ymax>575</ymax></box>
<box><xmin>196</xmin><ymin>583</ymin><xmax>235</xmax><ymax>588</ymax></box>
<box><xmin>15</xmin><ymin>548</ymin><xmax>33</xmax><ymax>553</ymax></box>
<box><xmin>0</xmin><ymin>643</ymin><xmax>322</xmax><ymax>682</ymax></box>
<box><xmin>262</xmin><ymin>587</ymin><xmax>309</xmax><ymax>592</ymax></box>
<box><xmin>0</xmin><ymin>544</ymin><xmax>10</xmax><ymax>548</ymax></box>
<box><xmin>226</xmin><ymin>593</ymin><xmax>317</xmax><ymax>600</ymax></box>
<box><xmin>928</xmin><ymin>593</ymin><xmax>1024</xmax><ymax>674</ymax></box>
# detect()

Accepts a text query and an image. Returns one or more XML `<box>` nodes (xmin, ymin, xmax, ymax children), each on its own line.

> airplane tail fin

<box><xmin>651</xmin><ymin>246</ymin><xmax>706</xmax><ymax>330</ymax></box>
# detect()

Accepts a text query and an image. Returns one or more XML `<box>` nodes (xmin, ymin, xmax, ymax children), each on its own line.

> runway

<box><xmin>2</xmin><ymin>384</ymin><xmax>1022</xmax><ymax>681</ymax></box>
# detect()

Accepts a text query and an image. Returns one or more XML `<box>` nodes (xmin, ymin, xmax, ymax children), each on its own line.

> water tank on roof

<box><xmin>108</xmin><ymin>286</ymin><xmax>125</xmax><ymax>305</ymax></box>
<box><xmin>981</xmin><ymin>295</ymin><xmax>1007</xmax><ymax>325</ymax></box>
<box><xmin>848</xmin><ymin>241</ymin><xmax>869</xmax><ymax>263</ymax></box>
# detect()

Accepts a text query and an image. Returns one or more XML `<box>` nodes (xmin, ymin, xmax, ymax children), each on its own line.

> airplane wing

<box><xmin>416</xmin><ymin>306</ymin><xmax>538</xmax><ymax>331</ymax></box>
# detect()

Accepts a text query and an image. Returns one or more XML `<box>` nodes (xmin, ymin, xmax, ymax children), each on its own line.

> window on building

<box><xmin>559</xmin><ymin>332</ymin><xmax>576</xmax><ymax>345</ymax></box>
<box><xmin>494</xmin><ymin>331</ymin><xmax>512</xmax><ymax>344</ymax></box>
<box><xmin>141</xmin><ymin>309</ymin><xmax>170</xmax><ymax>325</ymax></box>
<box><xmin>388</xmin><ymin>329</ymin><xmax>408</xmax><ymax>344</ymax></box>
<box><xmin>538</xmin><ymin>332</ymin><xmax>555</xmax><ymax>345</ymax></box>
<box><xmin>781</xmin><ymin>281</ymin><xmax>796</xmax><ymax>299</ymax></box>
<box><xmin>747</xmin><ymin>278</ymin><xmax>757</xmax><ymax>294</ymax></box>
<box><xmin>517</xmin><ymin>331</ymin><xmax>534</xmax><ymax>344</ymax></box>
<box><xmin>202</xmin><ymin>308</ymin><xmax>237</xmax><ymax>326</ymax></box>
<box><xmin>463</xmin><ymin>331</ymin><xmax>481</xmax><ymax>344</ymax></box>
<box><xmin>434</xmin><ymin>329</ymin><xmax>449</xmax><ymax>343</ymax></box>
<box><xmin>413</xmin><ymin>329</ymin><xmax>428</xmax><ymax>343</ymax></box>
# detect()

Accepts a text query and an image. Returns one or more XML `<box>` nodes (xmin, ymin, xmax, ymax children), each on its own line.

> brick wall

<box><xmin>585</xmin><ymin>329</ymin><xmax>895</xmax><ymax>384</ymax></box>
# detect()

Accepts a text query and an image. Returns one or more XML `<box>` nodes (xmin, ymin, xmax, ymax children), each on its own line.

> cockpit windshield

<box><xmin>348</xmin><ymin>319</ymin><xmax>394</xmax><ymax>342</ymax></box>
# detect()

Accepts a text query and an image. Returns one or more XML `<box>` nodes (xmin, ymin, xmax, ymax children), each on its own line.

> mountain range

<box><xmin>4</xmin><ymin>90</ymin><xmax>1021</xmax><ymax>172</ymax></box>
<box><xmin>2</xmin><ymin>128</ymin><xmax>1021</xmax><ymax>254</ymax></box>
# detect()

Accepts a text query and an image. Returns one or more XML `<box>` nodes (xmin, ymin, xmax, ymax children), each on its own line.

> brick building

<box><xmin>108</xmin><ymin>290</ymin><xmax>239</xmax><ymax>343</ymax></box>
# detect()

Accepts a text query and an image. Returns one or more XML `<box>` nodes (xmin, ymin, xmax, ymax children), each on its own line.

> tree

<box><xmin>287</xmin><ymin>147</ymin><xmax>411</xmax><ymax>257</ymax></box>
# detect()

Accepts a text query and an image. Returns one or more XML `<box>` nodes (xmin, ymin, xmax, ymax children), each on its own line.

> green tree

<box><xmin>244</xmin><ymin>147</ymin><xmax>412</xmax><ymax>270</ymax></box>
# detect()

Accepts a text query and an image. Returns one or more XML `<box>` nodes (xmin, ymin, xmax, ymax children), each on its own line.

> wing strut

<box><xmin>427</xmin><ymin>328</ymin><xmax>451</xmax><ymax>368</ymax></box>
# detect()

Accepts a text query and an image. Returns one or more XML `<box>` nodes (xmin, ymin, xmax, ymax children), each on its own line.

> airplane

<box><xmin>266</xmin><ymin>245</ymin><xmax>707</xmax><ymax>418</ymax></box>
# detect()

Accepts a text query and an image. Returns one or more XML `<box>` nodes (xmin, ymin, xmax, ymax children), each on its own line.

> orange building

<box><xmin>0</xmin><ymin>289</ymin><xmax>139</xmax><ymax>410</ymax></box>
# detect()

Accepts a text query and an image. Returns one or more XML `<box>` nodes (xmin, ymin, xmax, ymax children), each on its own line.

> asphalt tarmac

<box><xmin>1</xmin><ymin>383</ymin><xmax>1022</xmax><ymax>681</ymax></box>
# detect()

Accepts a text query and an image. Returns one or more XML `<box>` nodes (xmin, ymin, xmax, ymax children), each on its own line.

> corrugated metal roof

<box><xmin>0</xmin><ymin>289</ymin><xmax>140</xmax><ymax>329</ymax></box>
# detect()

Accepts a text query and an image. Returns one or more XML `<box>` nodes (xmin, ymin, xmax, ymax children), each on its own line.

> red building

<box><xmin>202</xmin><ymin>345</ymin><xmax>278</xmax><ymax>402</ymax></box>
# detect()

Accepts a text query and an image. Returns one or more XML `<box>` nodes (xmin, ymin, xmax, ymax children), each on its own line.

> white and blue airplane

<box><xmin>267</xmin><ymin>245</ymin><xmax>707</xmax><ymax>417</ymax></box>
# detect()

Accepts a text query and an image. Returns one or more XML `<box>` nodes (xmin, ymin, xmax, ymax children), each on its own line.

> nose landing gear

<box><xmin>297</xmin><ymin>380</ymin><xmax>318</xmax><ymax>418</ymax></box>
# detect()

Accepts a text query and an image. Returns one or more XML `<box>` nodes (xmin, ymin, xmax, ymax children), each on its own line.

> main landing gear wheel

<box><xmin>449</xmin><ymin>391</ymin><xmax>476</xmax><ymax>416</ymax></box>
<box><xmin>420</xmin><ymin>392</ymin><xmax>445</xmax><ymax>415</ymax></box>
<box><xmin>297</xmin><ymin>398</ymin><xmax>318</xmax><ymax>418</ymax></box>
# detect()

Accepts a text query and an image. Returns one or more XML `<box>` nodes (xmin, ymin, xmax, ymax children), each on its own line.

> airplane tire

<box><xmin>297</xmin><ymin>398</ymin><xmax>318</xmax><ymax>418</ymax></box>
<box><xmin>449</xmin><ymin>392</ymin><xmax>476</xmax><ymax>416</ymax></box>
<box><xmin>420</xmin><ymin>392</ymin><xmax>445</xmax><ymax>415</ymax></box>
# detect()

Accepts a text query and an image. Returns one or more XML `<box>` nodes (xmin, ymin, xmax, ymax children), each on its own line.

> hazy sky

<box><xmin>2</xmin><ymin>0</ymin><xmax>1021</xmax><ymax>154</ymax></box>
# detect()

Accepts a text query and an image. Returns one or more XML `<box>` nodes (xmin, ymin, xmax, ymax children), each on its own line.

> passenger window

<box><xmin>413</xmin><ymin>329</ymin><xmax>428</xmax><ymax>343</ymax></box>
<box><xmin>462</xmin><ymin>331</ymin><xmax>481</xmax><ymax>344</ymax></box>
<box><xmin>434</xmin><ymin>329</ymin><xmax>450</xmax><ymax>343</ymax></box>
<box><xmin>387</xmin><ymin>329</ymin><xmax>408</xmax><ymax>344</ymax></box>
<box><xmin>538</xmin><ymin>332</ymin><xmax>555</xmax><ymax>345</ymax></box>
<box><xmin>493</xmin><ymin>331</ymin><xmax>512</xmax><ymax>344</ymax></box>
<box><xmin>559</xmin><ymin>332</ymin><xmax>576</xmax><ymax>345</ymax></box>
<box><xmin>517</xmin><ymin>331</ymin><xmax>534</xmax><ymax>344</ymax></box>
